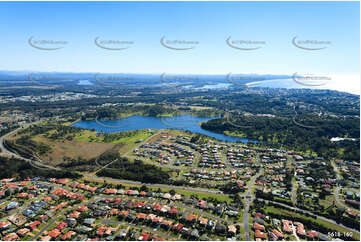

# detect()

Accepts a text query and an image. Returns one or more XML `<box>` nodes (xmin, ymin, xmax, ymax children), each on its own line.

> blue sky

<box><xmin>0</xmin><ymin>1</ymin><xmax>359</xmax><ymax>76</ymax></box>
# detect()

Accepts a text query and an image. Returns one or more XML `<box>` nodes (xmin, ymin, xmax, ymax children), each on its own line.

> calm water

<box><xmin>72</xmin><ymin>114</ymin><xmax>255</xmax><ymax>143</ymax></box>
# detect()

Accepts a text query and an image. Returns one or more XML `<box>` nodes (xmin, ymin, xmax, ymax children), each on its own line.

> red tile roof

<box><xmin>186</xmin><ymin>213</ymin><xmax>198</xmax><ymax>221</ymax></box>
<box><xmin>29</xmin><ymin>221</ymin><xmax>40</xmax><ymax>230</ymax></box>
<box><xmin>307</xmin><ymin>231</ymin><xmax>318</xmax><ymax>239</ymax></box>
<box><xmin>136</xmin><ymin>213</ymin><xmax>147</xmax><ymax>219</ymax></box>
<box><xmin>77</xmin><ymin>206</ymin><xmax>88</xmax><ymax>212</ymax></box>
<box><xmin>0</xmin><ymin>221</ymin><xmax>11</xmax><ymax>229</ymax></box>
<box><xmin>139</xmin><ymin>232</ymin><xmax>150</xmax><ymax>241</ymax></box>
<box><xmin>294</xmin><ymin>222</ymin><xmax>306</xmax><ymax>236</ymax></box>
<box><xmin>271</xmin><ymin>229</ymin><xmax>284</xmax><ymax>238</ymax></box>
<box><xmin>48</xmin><ymin>229</ymin><xmax>61</xmax><ymax>238</ymax></box>
<box><xmin>169</xmin><ymin>207</ymin><xmax>179</xmax><ymax>214</ymax></box>
<box><xmin>254</xmin><ymin>212</ymin><xmax>265</xmax><ymax>219</ymax></box>
<box><xmin>255</xmin><ymin>230</ymin><xmax>267</xmax><ymax>239</ymax></box>
<box><xmin>282</xmin><ymin>219</ymin><xmax>293</xmax><ymax>233</ymax></box>
<box><xmin>173</xmin><ymin>223</ymin><xmax>183</xmax><ymax>231</ymax></box>
<box><xmin>56</xmin><ymin>222</ymin><xmax>68</xmax><ymax>230</ymax></box>
<box><xmin>61</xmin><ymin>231</ymin><xmax>76</xmax><ymax>240</ymax></box>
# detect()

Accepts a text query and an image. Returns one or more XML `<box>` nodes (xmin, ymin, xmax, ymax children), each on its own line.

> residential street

<box><xmin>243</xmin><ymin>168</ymin><xmax>264</xmax><ymax>241</ymax></box>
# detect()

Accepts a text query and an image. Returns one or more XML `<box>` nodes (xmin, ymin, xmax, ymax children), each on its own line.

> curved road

<box><xmin>331</xmin><ymin>161</ymin><xmax>359</xmax><ymax>213</ymax></box>
<box><xmin>0</xmin><ymin>125</ymin><xmax>60</xmax><ymax>171</ymax></box>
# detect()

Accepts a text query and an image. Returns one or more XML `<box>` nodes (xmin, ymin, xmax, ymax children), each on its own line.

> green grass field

<box><xmin>74</xmin><ymin>129</ymin><xmax>153</xmax><ymax>144</ymax></box>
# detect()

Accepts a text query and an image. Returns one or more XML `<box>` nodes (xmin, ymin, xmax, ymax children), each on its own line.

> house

<box><xmin>294</xmin><ymin>222</ymin><xmax>306</xmax><ymax>236</ymax></box>
<box><xmin>161</xmin><ymin>220</ymin><xmax>173</xmax><ymax>229</ymax></box>
<box><xmin>43</xmin><ymin>196</ymin><xmax>52</xmax><ymax>202</ymax></box>
<box><xmin>307</xmin><ymin>231</ymin><xmax>318</xmax><ymax>239</ymax></box>
<box><xmin>215</xmin><ymin>223</ymin><xmax>226</xmax><ymax>234</ymax></box>
<box><xmin>126</xmin><ymin>213</ymin><xmax>135</xmax><ymax>222</ymax></box>
<box><xmin>2</xmin><ymin>232</ymin><xmax>19</xmax><ymax>241</ymax></box>
<box><xmin>103</xmin><ymin>188</ymin><xmax>117</xmax><ymax>194</ymax></box>
<box><xmin>197</xmin><ymin>200</ymin><xmax>207</xmax><ymax>209</ymax></box>
<box><xmin>117</xmin><ymin>189</ymin><xmax>125</xmax><ymax>195</ymax></box>
<box><xmin>253</xmin><ymin>222</ymin><xmax>265</xmax><ymax>231</ymax></box>
<box><xmin>346</xmin><ymin>209</ymin><xmax>358</xmax><ymax>218</ymax></box>
<box><xmin>346</xmin><ymin>191</ymin><xmax>354</xmax><ymax>199</ymax></box>
<box><xmin>56</xmin><ymin>222</ymin><xmax>68</xmax><ymax>231</ymax></box>
<box><xmin>40</xmin><ymin>235</ymin><xmax>52</xmax><ymax>241</ymax></box>
<box><xmin>153</xmin><ymin>203</ymin><xmax>162</xmax><ymax>211</ymax></box>
<box><xmin>255</xmin><ymin>230</ymin><xmax>267</xmax><ymax>240</ymax></box>
<box><xmin>225</xmin><ymin>210</ymin><xmax>239</xmax><ymax>217</ymax></box>
<box><xmin>152</xmin><ymin>216</ymin><xmax>163</xmax><ymax>226</ymax></box>
<box><xmin>83</xmin><ymin>218</ymin><xmax>96</xmax><ymax>227</ymax></box>
<box><xmin>254</xmin><ymin>212</ymin><xmax>265</xmax><ymax>219</ymax></box>
<box><xmin>135</xmin><ymin>202</ymin><xmax>145</xmax><ymax>209</ymax></box>
<box><xmin>0</xmin><ymin>221</ymin><xmax>11</xmax><ymax>230</ymax></box>
<box><xmin>198</xmin><ymin>217</ymin><xmax>208</xmax><ymax>226</ymax></box>
<box><xmin>75</xmin><ymin>225</ymin><xmax>93</xmax><ymax>233</ymax></box>
<box><xmin>160</xmin><ymin>205</ymin><xmax>170</xmax><ymax>213</ymax></box>
<box><xmin>97</xmin><ymin>225</ymin><xmax>116</xmax><ymax>237</ymax></box>
<box><xmin>180</xmin><ymin>227</ymin><xmax>191</xmax><ymax>237</ymax></box>
<box><xmin>163</xmin><ymin>193</ymin><xmax>171</xmax><ymax>199</ymax></box>
<box><xmin>207</xmin><ymin>220</ymin><xmax>215</xmax><ymax>229</ymax></box>
<box><xmin>39</xmin><ymin>215</ymin><xmax>49</xmax><ymax>222</ymax></box>
<box><xmin>254</xmin><ymin>216</ymin><xmax>265</xmax><ymax>225</ymax></box>
<box><xmin>65</xmin><ymin>218</ymin><xmax>77</xmax><ymax>227</ymax></box>
<box><xmin>172</xmin><ymin>194</ymin><xmax>182</xmax><ymax>200</ymax></box>
<box><xmin>28</xmin><ymin>220</ymin><xmax>40</xmax><ymax>230</ymax></box>
<box><xmin>269</xmin><ymin>229</ymin><xmax>283</xmax><ymax>240</ymax></box>
<box><xmin>77</xmin><ymin>206</ymin><xmax>88</xmax><ymax>212</ymax></box>
<box><xmin>68</xmin><ymin>211</ymin><xmax>80</xmax><ymax>219</ymax></box>
<box><xmin>272</xmin><ymin>218</ymin><xmax>281</xmax><ymax>227</ymax></box>
<box><xmin>17</xmin><ymin>228</ymin><xmax>30</xmax><ymax>237</ymax></box>
<box><xmin>48</xmin><ymin>228</ymin><xmax>61</xmax><ymax>238</ymax></box>
<box><xmin>110</xmin><ymin>208</ymin><xmax>119</xmax><ymax>216</ymax></box>
<box><xmin>282</xmin><ymin>219</ymin><xmax>293</xmax><ymax>233</ymax></box>
<box><xmin>116</xmin><ymin>229</ymin><xmax>128</xmax><ymax>239</ymax></box>
<box><xmin>269</xmin><ymin>231</ymin><xmax>278</xmax><ymax>241</ymax></box>
<box><xmin>138</xmin><ymin>232</ymin><xmax>150</xmax><ymax>241</ymax></box>
<box><xmin>6</xmin><ymin>201</ymin><xmax>19</xmax><ymax>210</ymax></box>
<box><xmin>136</xmin><ymin>213</ymin><xmax>147</xmax><ymax>221</ymax></box>
<box><xmin>168</xmin><ymin>207</ymin><xmax>179</xmax><ymax>216</ymax></box>
<box><xmin>151</xmin><ymin>235</ymin><xmax>165</xmax><ymax>241</ymax></box>
<box><xmin>118</xmin><ymin>210</ymin><xmax>129</xmax><ymax>219</ymax></box>
<box><xmin>228</xmin><ymin>225</ymin><xmax>237</xmax><ymax>236</ymax></box>
<box><xmin>62</xmin><ymin>231</ymin><xmax>76</xmax><ymax>240</ymax></box>
<box><xmin>186</xmin><ymin>213</ymin><xmax>198</xmax><ymax>223</ymax></box>
<box><xmin>172</xmin><ymin>223</ymin><xmax>183</xmax><ymax>232</ymax></box>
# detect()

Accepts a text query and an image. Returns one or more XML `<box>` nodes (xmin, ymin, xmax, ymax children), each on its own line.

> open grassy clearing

<box><xmin>319</xmin><ymin>194</ymin><xmax>336</xmax><ymax>208</ymax></box>
<box><xmin>31</xmin><ymin>134</ymin><xmax>115</xmax><ymax>165</ymax></box>
<box><xmin>73</xmin><ymin>129</ymin><xmax>153</xmax><ymax>144</ymax></box>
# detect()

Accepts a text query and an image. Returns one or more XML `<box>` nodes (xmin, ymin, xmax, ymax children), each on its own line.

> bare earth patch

<box><xmin>38</xmin><ymin>138</ymin><xmax>115</xmax><ymax>165</ymax></box>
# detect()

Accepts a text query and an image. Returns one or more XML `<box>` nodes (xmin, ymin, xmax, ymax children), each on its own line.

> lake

<box><xmin>72</xmin><ymin>114</ymin><xmax>255</xmax><ymax>143</ymax></box>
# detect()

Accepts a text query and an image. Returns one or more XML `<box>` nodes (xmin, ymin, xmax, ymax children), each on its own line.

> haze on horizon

<box><xmin>0</xmin><ymin>1</ymin><xmax>359</xmax><ymax>94</ymax></box>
